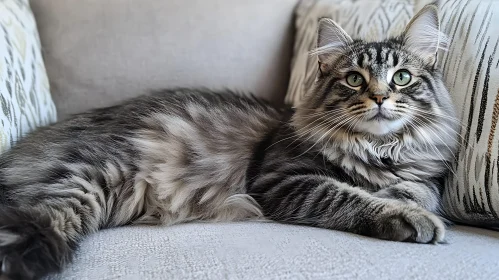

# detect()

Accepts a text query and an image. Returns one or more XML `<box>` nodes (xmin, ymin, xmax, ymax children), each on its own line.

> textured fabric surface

<box><xmin>29</xmin><ymin>0</ymin><xmax>298</xmax><ymax>120</ymax></box>
<box><xmin>48</xmin><ymin>222</ymin><xmax>499</xmax><ymax>280</ymax></box>
<box><xmin>0</xmin><ymin>0</ymin><xmax>56</xmax><ymax>153</ymax></box>
<box><xmin>285</xmin><ymin>0</ymin><xmax>415</xmax><ymax>105</ymax></box>
<box><xmin>438</xmin><ymin>0</ymin><xmax>499</xmax><ymax>226</ymax></box>
<box><xmin>285</xmin><ymin>0</ymin><xmax>499</xmax><ymax>226</ymax></box>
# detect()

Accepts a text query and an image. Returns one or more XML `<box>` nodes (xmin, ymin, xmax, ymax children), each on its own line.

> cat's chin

<box><xmin>355</xmin><ymin>119</ymin><xmax>406</xmax><ymax>136</ymax></box>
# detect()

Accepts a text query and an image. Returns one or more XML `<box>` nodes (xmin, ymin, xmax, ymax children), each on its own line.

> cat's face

<box><xmin>294</xmin><ymin>5</ymin><xmax>456</xmax><ymax>140</ymax></box>
<box><xmin>310</xmin><ymin>40</ymin><xmax>440</xmax><ymax>136</ymax></box>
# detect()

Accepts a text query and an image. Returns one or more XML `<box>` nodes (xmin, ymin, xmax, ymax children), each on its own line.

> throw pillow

<box><xmin>0</xmin><ymin>0</ymin><xmax>56</xmax><ymax>153</ymax></box>
<box><xmin>439</xmin><ymin>0</ymin><xmax>499</xmax><ymax>226</ymax></box>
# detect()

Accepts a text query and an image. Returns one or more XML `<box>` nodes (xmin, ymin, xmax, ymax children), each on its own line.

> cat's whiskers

<box><xmin>414</xmin><ymin>115</ymin><xmax>462</xmax><ymax>145</ymax></box>
<box><xmin>290</xmin><ymin>109</ymin><xmax>350</xmax><ymax>138</ymax></box>
<box><xmin>267</xmin><ymin>109</ymin><xmax>348</xmax><ymax>150</ymax></box>
<box><xmin>318</xmin><ymin>115</ymin><xmax>361</xmax><ymax>158</ymax></box>
<box><xmin>398</xmin><ymin>104</ymin><xmax>463</xmax><ymax>125</ymax></box>
<box><xmin>322</xmin><ymin>114</ymin><xmax>361</xmax><ymax>146</ymax></box>
<box><xmin>279</xmin><ymin>111</ymin><xmax>349</xmax><ymax>147</ymax></box>
<box><xmin>412</xmin><ymin>115</ymin><xmax>458</xmax><ymax>160</ymax></box>
<box><xmin>297</xmin><ymin>108</ymin><xmax>348</xmax><ymax>119</ymax></box>
<box><xmin>405</xmin><ymin>118</ymin><xmax>456</xmax><ymax>175</ymax></box>
<box><xmin>294</xmin><ymin>115</ymin><xmax>358</xmax><ymax>159</ymax></box>
<box><xmin>345</xmin><ymin>114</ymin><xmax>363</xmax><ymax>135</ymax></box>
<box><xmin>397</xmin><ymin>106</ymin><xmax>465</xmax><ymax>142</ymax></box>
<box><xmin>409</xmin><ymin>122</ymin><xmax>454</xmax><ymax>174</ymax></box>
<box><xmin>290</xmin><ymin>113</ymin><xmax>353</xmax><ymax>149</ymax></box>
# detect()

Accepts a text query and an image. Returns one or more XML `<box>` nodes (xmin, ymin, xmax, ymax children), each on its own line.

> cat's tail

<box><xmin>0</xmin><ymin>206</ymin><xmax>80</xmax><ymax>280</ymax></box>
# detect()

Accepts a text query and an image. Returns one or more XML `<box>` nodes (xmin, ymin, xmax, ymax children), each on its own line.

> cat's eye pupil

<box><xmin>346</xmin><ymin>72</ymin><xmax>364</xmax><ymax>87</ymax></box>
<box><xmin>392</xmin><ymin>70</ymin><xmax>411</xmax><ymax>86</ymax></box>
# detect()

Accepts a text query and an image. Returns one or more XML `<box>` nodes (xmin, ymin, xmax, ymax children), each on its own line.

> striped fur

<box><xmin>0</xmin><ymin>4</ymin><xmax>457</xmax><ymax>280</ymax></box>
<box><xmin>286</xmin><ymin>0</ymin><xmax>416</xmax><ymax>106</ymax></box>
<box><xmin>251</xmin><ymin>4</ymin><xmax>457</xmax><ymax>242</ymax></box>
<box><xmin>288</xmin><ymin>0</ymin><xmax>499</xmax><ymax>227</ymax></box>
<box><xmin>0</xmin><ymin>89</ymin><xmax>283</xmax><ymax>279</ymax></box>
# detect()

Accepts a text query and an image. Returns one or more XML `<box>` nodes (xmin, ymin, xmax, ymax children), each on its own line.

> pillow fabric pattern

<box><xmin>0</xmin><ymin>0</ymin><xmax>56</xmax><ymax>153</ymax></box>
<box><xmin>438</xmin><ymin>0</ymin><xmax>499</xmax><ymax>226</ymax></box>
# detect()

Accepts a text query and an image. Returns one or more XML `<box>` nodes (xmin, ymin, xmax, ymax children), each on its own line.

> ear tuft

<box><xmin>403</xmin><ymin>4</ymin><xmax>448</xmax><ymax>64</ymax></box>
<box><xmin>310</xmin><ymin>18</ymin><xmax>353</xmax><ymax>63</ymax></box>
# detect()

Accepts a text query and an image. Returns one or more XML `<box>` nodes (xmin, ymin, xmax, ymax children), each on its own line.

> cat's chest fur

<box><xmin>319</xmin><ymin>135</ymin><xmax>420</xmax><ymax>191</ymax></box>
<box><xmin>261</xmin><ymin>125</ymin><xmax>421</xmax><ymax>192</ymax></box>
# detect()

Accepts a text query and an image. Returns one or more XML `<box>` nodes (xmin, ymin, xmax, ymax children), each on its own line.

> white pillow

<box><xmin>0</xmin><ymin>0</ymin><xmax>56</xmax><ymax>153</ymax></box>
<box><xmin>439</xmin><ymin>0</ymin><xmax>499</xmax><ymax>226</ymax></box>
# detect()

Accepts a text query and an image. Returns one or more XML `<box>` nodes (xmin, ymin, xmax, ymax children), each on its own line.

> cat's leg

<box><xmin>251</xmin><ymin>175</ymin><xmax>444</xmax><ymax>243</ymax></box>
<box><xmin>373</xmin><ymin>181</ymin><xmax>441</xmax><ymax>212</ymax></box>
<box><xmin>0</xmin><ymin>181</ymin><xmax>103</xmax><ymax>280</ymax></box>
<box><xmin>0</xmin><ymin>175</ymin><xmax>143</xmax><ymax>279</ymax></box>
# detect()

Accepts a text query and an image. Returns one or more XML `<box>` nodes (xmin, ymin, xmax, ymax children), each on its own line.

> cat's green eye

<box><xmin>346</xmin><ymin>72</ymin><xmax>364</xmax><ymax>87</ymax></box>
<box><xmin>392</xmin><ymin>70</ymin><xmax>411</xmax><ymax>86</ymax></box>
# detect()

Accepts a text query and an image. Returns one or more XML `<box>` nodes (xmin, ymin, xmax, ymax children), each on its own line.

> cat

<box><xmin>0</xmin><ymin>4</ymin><xmax>458</xmax><ymax>280</ymax></box>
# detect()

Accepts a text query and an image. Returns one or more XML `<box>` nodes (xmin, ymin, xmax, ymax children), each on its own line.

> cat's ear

<box><xmin>311</xmin><ymin>18</ymin><xmax>353</xmax><ymax>65</ymax></box>
<box><xmin>402</xmin><ymin>4</ymin><xmax>447</xmax><ymax>64</ymax></box>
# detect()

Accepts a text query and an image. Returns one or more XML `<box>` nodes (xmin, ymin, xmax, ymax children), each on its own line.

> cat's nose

<box><xmin>369</xmin><ymin>94</ymin><xmax>388</xmax><ymax>106</ymax></box>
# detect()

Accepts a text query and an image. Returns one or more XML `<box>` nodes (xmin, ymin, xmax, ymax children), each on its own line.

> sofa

<box><xmin>1</xmin><ymin>0</ymin><xmax>498</xmax><ymax>279</ymax></box>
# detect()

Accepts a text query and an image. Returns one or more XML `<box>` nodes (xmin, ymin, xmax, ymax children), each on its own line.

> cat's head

<box><xmin>293</xmin><ymin>5</ymin><xmax>457</xmax><ymax>144</ymax></box>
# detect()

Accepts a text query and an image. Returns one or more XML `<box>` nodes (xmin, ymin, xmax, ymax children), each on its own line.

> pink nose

<box><xmin>370</xmin><ymin>95</ymin><xmax>388</xmax><ymax>105</ymax></box>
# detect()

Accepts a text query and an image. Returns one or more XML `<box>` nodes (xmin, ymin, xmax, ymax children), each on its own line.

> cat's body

<box><xmin>0</xmin><ymin>5</ymin><xmax>459</xmax><ymax>280</ymax></box>
<box><xmin>0</xmin><ymin>90</ymin><xmax>280</xmax><ymax>229</ymax></box>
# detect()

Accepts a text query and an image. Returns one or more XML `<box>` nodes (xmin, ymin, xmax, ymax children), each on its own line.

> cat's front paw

<box><xmin>375</xmin><ymin>205</ymin><xmax>445</xmax><ymax>244</ymax></box>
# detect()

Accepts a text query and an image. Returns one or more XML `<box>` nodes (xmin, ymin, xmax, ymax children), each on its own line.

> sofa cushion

<box><xmin>29</xmin><ymin>0</ymin><xmax>298</xmax><ymax>120</ymax></box>
<box><xmin>48</xmin><ymin>222</ymin><xmax>499</xmax><ymax>280</ymax></box>
<box><xmin>0</xmin><ymin>0</ymin><xmax>56</xmax><ymax>153</ymax></box>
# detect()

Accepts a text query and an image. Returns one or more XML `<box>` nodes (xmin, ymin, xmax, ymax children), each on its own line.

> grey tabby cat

<box><xmin>0</xmin><ymin>4</ymin><xmax>458</xmax><ymax>280</ymax></box>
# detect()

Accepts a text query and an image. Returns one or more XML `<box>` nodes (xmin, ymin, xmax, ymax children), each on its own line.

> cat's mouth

<box><xmin>366</xmin><ymin>108</ymin><xmax>397</xmax><ymax>121</ymax></box>
<box><xmin>355</xmin><ymin>115</ymin><xmax>406</xmax><ymax>135</ymax></box>
<box><xmin>371</xmin><ymin>111</ymin><xmax>388</xmax><ymax>120</ymax></box>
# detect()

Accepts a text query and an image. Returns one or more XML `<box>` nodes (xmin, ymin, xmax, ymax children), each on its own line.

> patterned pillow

<box><xmin>0</xmin><ymin>0</ymin><xmax>56</xmax><ymax>153</ymax></box>
<box><xmin>285</xmin><ymin>0</ymin><xmax>499</xmax><ymax>226</ymax></box>
<box><xmin>439</xmin><ymin>0</ymin><xmax>499</xmax><ymax>226</ymax></box>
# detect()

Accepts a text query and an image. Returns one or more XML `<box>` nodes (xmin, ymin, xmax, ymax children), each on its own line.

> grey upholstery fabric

<box><xmin>49</xmin><ymin>222</ymin><xmax>499</xmax><ymax>280</ymax></box>
<box><xmin>30</xmin><ymin>0</ymin><xmax>298</xmax><ymax>120</ymax></box>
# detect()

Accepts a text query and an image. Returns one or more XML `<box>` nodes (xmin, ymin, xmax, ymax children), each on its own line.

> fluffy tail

<box><xmin>0</xmin><ymin>207</ymin><xmax>77</xmax><ymax>280</ymax></box>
